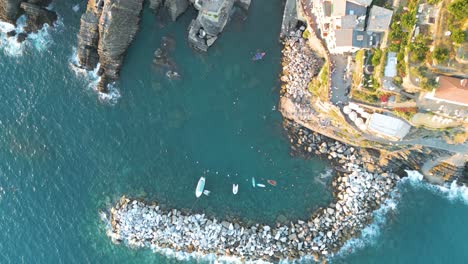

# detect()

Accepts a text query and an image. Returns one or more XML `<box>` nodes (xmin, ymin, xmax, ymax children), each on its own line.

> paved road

<box><xmin>330</xmin><ymin>54</ymin><xmax>351</xmax><ymax>105</ymax></box>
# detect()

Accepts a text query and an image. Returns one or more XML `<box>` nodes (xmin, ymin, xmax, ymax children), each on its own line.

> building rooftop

<box><xmin>384</xmin><ymin>52</ymin><xmax>397</xmax><ymax>77</ymax></box>
<box><xmin>323</xmin><ymin>1</ymin><xmax>332</xmax><ymax>17</ymax></box>
<box><xmin>334</xmin><ymin>29</ymin><xmax>369</xmax><ymax>48</ymax></box>
<box><xmin>345</xmin><ymin>1</ymin><xmax>367</xmax><ymax>17</ymax></box>
<box><xmin>367</xmin><ymin>6</ymin><xmax>393</xmax><ymax>32</ymax></box>
<box><xmin>433</xmin><ymin>76</ymin><xmax>468</xmax><ymax>106</ymax></box>
<box><xmin>348</xmin><ymin>0</ymin><xmax>373</xmax><ymax>7</ymax></box>
<box><xmin>367</xmin><ymin>113</ymin><xmax>411</xmax><ymax>140</ymax></box>
<box><xmin>331</xmin><ymin>0</ymin><xmax>347</xmax><ymax>17</ymax></box>
<box><xmin>335</xmin><ymin>29</ymin><xmax>354</xmax><ymax>46</ymax></box>
<box><xmin>340</xmin><ymin>15</ymin><xmax>358</xmax><ymax>29</ymax></box>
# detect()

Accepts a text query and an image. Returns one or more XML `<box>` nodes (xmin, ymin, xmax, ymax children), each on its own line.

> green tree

<box><xmin>372</xmin><ymin>49</ymin><xmax>383</xmax><ymax>67</ymax></box>
<box><xmin>401</xmin><ymin>11</ymin><xmax>416</xmax><ymax>30</ymax></box>
<box><xmin>448</xmin><ymin>0</ymin><xmax>468</xmax><ymax>20</ymax></box>
<box><xmin>433</xmin><ymin>47</ymin><xmax>449</xmax><ymax>62</ymax></box>
<box><xmin>409</xmin><ymin>36</ymin><xmax>429</xmax><ymax>62</ymax></box>
<box><xmin>451</xmin><ymin>29</ymin><xmax>466</xmax><ymax>44</ymax></box>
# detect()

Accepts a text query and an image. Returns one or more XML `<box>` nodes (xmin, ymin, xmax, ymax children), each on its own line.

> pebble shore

<box><xmin>104</xmin><ymin>29</ymin><xmax>400</xmax><ymax>262</ymax></box>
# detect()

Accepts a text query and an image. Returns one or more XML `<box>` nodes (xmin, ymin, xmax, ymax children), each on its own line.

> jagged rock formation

<box><xmin>148</xmin><ymin>0</ymin><xmax>163</xmax><ymax>10</ymax></box>
<box><xmin>0</xmin><ymin>0</ymin><xmax>22</xmax><ymax>23</ymax></box>
<box><xmin>20</xmin><ymin>2</ymin><xmax>56</xmax><ymax>33</ymax></box>
<box><xmin>165</xmin><ymin>0</ymin><xmax>188</xmax><ymax>21</ymax></box>
<box><xmin>148</xmin><ymin>0</ymin><xmax>188</xmax><ymax>21</ymax></box>
<box><xmin>76</xmin><ymin>0</ymin><xmax>144</xmax><ymax>92</ymax></box>
<box><xmin>0</xmin><ymin>0</ymin><xmax>56</xmax><ymax>35</ymax></box>
<box><xmin>188</xmin><ymin>0</ymin><xmax>251</xmax><ymax>51</ymax></box>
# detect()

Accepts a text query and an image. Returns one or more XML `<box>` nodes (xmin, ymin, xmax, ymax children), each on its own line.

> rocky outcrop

<box><xmin>148</xmin><ymin>0</ymin><xmax>163</xmax><ymax>10</ymax></box>
<box><xmin>0</xmin><ymin>0</ymin><xmax>56</xmax><ymax>34</ymax></box>
<box><xmin>188</xmin><ymin>0</ymin><xmax>251</xmax><ymax>51</ymax></box>
<box><xmin>0</xmin><ymin>0</ymin><xmax>22</xmax><ymax>23</ymax></box>
<box><xmin>165</xmin><ymin>0</ymin><xmax>188</xmax><ymax>21</ymax></box>
<box><xmin>76</xmin><ymin>0</ymin><xmax>144</xmax><ymax>92</ymax></box>
<box><xmin>20</xmin><ymin>2</ymin><xmax>56</xmax><ymax>33</ymax></box>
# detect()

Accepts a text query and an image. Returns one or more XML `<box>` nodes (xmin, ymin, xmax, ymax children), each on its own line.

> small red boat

<box><xmin>267</xmin><ymin>180</ymin><xmax>277</xmax><ymax>186</ymax></box>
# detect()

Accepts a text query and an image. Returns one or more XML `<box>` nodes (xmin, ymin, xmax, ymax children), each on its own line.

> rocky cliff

<box><xmin>0</xmin><ymin>0</ymin><xmax>22</xmax><ymax>23</ymax></box>
<box><xmin>188</xmin><ymin>0</ymin><xmax>251</xmax><ymax>51</ymax></box>
<box><xmin>0</xmin><ymin>0</ymin><xmax>56</xmax><ymax>34</ymax></box>
<box><xmin>76</xmin><ymin>0</ymin><xmax>144</xmax><ymax>92</ymax></box>
<box><xmin>165</xmin><ymin>0</ymin><xmax>188</xmax><ymax>21</ymax></box>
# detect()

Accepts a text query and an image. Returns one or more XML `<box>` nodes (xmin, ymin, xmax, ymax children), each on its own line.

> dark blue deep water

<box><xmin>0</xmin><ymin>1</ymin><xmax>467</xmax><ymax>263</ymax></box>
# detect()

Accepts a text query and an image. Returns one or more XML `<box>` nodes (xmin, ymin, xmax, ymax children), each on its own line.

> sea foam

<box><xmin>0</xmin><ymin>14</ymin><xmax>62</xmax><ymax>57</ymax></box>
<box><xmin>404</xmin><ymin>170</ymin><xmax>468</xmax><ymax>205</ymax></box>
<box><xmin>336</xmin><ymin>170</ymin><xmax>468</xmax><ymax>258</ymax></box>
<box><xmin>69</xmin><ymin>48</ymin><xmax>122</xmax><ymax>105</ymax></box>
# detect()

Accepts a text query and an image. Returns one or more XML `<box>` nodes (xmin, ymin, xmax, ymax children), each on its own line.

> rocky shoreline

<box><xmin>0</xmin><ymin>0</ymin><xmax>57</xmax><ymax>43</ymax></box>
<box><xmin>105</xmin><ymin>120</ymin><xmax>401</xmax><ymax>262</ymax></box>
<box><xmin>102</xmin><ymin>20</ymin><xmax>413</xmax><ymax>264</ymax></box>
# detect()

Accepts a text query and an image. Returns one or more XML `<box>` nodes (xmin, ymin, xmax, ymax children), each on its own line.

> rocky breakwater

<box><xmin>76</xmin><ymin>0</ymin><xmax>144</xmax><ymax>92</ymax></box>
<box><xmin>279</xmin><ymin>28</ymin><xmax>324</xmax><ymax>122</ymax></box>
<box><xmin>0</xmin><ymin>0</ymin><xmax>56</xmax><ymax>42</ymax></box>
<box><xmin>105</xmin><ymin>140</ymin><xmax>400</xmax><ymax>262</ymax></box>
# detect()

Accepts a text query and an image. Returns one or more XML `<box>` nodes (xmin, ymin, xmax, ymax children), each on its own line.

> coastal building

<box><xmin>367</xmin><ymin>113</ymin><xmax>411</xmax><ymax>140</ymax></box>
<box><xmin>424</xmin><ymin>76</ymin><xmax>468</xmax><ymax>107</ymax></box>
<box><xmin>311</xmin><ymin>0</ymin><xmax>393</xmax><ymax>54</ymax></box>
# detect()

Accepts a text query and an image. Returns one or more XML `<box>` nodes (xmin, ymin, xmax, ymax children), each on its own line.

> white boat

<box><xmin>195</xmin><ymin>177</ymin><xmax>205</xmax><ymax>198</ymax></box>
<box><xmin>203</xmin><ymin>190</ymin><xmax>210</xmax><ymax>196</ymax></box>
<box><xmin>232</xmin><ymin>184</ymin><xmax>238</xmax><ymax>195</ymax></box>
<box><xmin>251</xmin><ymin>177</ymin><xmax>256</xmax><ymax>187</ymax></box>
<box><xmin>256</xmin><ymin>183</ymin><xmax>266</xmax><ymax>188</ymax></box>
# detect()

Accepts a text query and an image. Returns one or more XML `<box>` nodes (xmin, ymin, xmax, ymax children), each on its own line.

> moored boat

<box><xmin>195</xmin><ymin>177</ymin><xmax>205</xmax><ymax>198</ymax></box>
<box><xmin>267</xmin><ymin>179</ymin><xmax>277</xmax><ymax>186</ymax></box>
<box><xmin>256</xmin><ymin>183</ymin><xmax>266</xmax><ymax>188</ymax></box>
<box><xmin>251</xmin><ymin>177</ymin><xmax>256</xmax><ymax>187</ymax></box>
<box><xmin>232</xmin><ymin>184</ymin><xmax>238</xmax><ymax>195</ymax></box>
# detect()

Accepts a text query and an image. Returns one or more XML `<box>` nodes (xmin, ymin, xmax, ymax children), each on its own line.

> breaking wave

<box><xmin>337</xmin><ymin>185</ymin><xmax>400</xmax><ymax>257</ymax></box>
<box><xmin>404</xmin><ymin>170</ymin><xmax>468</xmax><ymax>205</ymax></box>
<box><xmin>335</xmin><ymin>170</ymin><xmax>468</xmax><ymax>259</ymax></box>
<box><xmin>69</xmin><ymin>48</ymin><xmax>121</xmax><ymax>105</ymax></box>
<box><xmin>0</xmin><ymin>14</ymin><xmax>63</xmax><ymax>57</ymax></box>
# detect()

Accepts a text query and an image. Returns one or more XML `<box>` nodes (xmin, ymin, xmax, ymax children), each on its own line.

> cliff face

<box><xmin>165</xmin><ymin>0</ymin><xmax>188</xmax><ymax>21</ymax></box>
<box><xmin>20</xmin><ymin>2</ymin><xmax>56</xmax><ymax>33</ymax></box>
<box><xmin>188</xmin><ymin>0</ymin><xmax>251</xmax><ymax>51</ymax></box>
<box><xmin>77</xmin><ymin>0</ymin><xmax>144</xmax><ymax>92</ymax></box>
<box><xmin>0</xmin><ymin>0</ymin><xmax>22</xmax><ymax>23</ymax></box>
<box><xmin>0</xmin><ymin>0</ymin><xmax>56</xmax><ymax>34</ymax></box>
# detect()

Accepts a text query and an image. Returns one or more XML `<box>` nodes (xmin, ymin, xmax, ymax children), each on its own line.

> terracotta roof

<box><xmin>434</xmin><ymin>76</ymin><xmax>468</xmax><ymax>105</ymax></box>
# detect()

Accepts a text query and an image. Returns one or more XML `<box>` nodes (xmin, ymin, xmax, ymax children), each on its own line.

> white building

<box><xmin>367</xmin><ymin>113</ymin><xmax>411</xmax><ymax>140</ymax></box>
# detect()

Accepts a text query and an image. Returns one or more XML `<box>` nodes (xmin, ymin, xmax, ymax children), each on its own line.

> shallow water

<box><xmin>0</xmin><ymin>1</ymin><xmax>467</xmax><ymax>264</ymax></box>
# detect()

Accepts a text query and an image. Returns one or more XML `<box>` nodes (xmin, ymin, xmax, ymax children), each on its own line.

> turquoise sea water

<box><xmin>0</xmin><ymin>1</ymin><xmax>467</xmax><ymax>263</ymax></box>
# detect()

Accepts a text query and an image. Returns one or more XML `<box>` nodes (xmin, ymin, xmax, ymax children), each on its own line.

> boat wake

<box><xmin>0</xmin><ymin>14</ymin><xmax>63</xmax><ymax>57</ymax></box>
<box><xmin>69</xmin><ymin>48</ymin><xmax>121</xmax><ymax>105</ymax></box>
